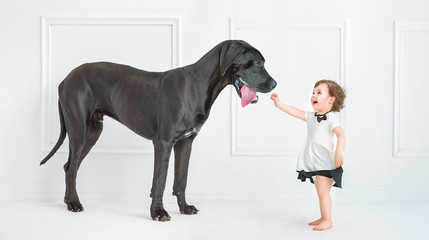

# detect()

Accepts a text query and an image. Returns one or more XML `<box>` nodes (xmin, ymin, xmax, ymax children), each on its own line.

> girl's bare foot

<box><xmin>308</xmin><ymin>218</ymin><xmax>322</xmax><ymax>226</ymax></box>
<box><xmin>312</xmin><ymin>220</ymin><xmax>333</xmax><ymax>231</ymax></box>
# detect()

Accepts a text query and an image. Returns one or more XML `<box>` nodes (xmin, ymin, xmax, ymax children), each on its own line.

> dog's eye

<box><xmin>244</xmin><ymin>60</ymin><xmax>254</xmax><ymax>68</ymax></box>
<box><xmin>255</xmin><ymin>60</ymin><xmax>263</xmax><ymax>66</ymax></box>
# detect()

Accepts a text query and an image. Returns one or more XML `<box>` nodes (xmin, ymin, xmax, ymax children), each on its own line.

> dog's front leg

<box><xmin>150</xmin><ymin>139</ymin><xmax>173</xmax><ymax>221</ymax></box>
<box><xmin>173</xmin><ymin>135</ymin><xmax>199</xmax><ymax>215</ymax></box>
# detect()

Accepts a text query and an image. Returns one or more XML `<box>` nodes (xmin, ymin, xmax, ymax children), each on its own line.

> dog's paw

<box><xmin>151</xmin><ymin>208</ymin><xmax>171</xmax><ymax>222</ymax></box>
<box><xmin>180</xmin><ymin>204</ymin><xmax>199</xmax><ymax>215</ymax></box>
<box><xmin>64</xmin><ymin>197</ymin><xmax>84</xmax><ymax>212</ymax></box>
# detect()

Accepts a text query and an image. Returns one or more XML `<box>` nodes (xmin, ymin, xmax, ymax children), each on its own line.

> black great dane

<box><xmin>40</xmin><ymin>40</ymin><xmax>276</xmax><ymax>221</ymax></box>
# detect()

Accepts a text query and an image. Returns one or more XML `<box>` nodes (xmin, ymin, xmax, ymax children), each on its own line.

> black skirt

<box><xmin>297</xmin><ymin>166</ymin><xmax>343</xmax><ymax>188</ymax></box>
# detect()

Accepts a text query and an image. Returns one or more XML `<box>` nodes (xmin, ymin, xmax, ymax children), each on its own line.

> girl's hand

<box><xmin>270</xmin><ymin>93</ymin><xmax>280</xmax><ymax>106</ymax></box>
<box><xmin>270</xmin><ymin>93</ymin><xmax>279</xmax><ymax>101</ymax></box>
<box><xmin>333</xmin><ymin>126</ymin><xmax>346</xmax><ymax>168</ymax></box>
<box><xmin>334</xmin><ymin>152</ymin><xmax>344</xmax><ymax>168</ymax></box>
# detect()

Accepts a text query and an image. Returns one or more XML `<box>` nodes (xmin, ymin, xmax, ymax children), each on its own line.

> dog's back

<box><xmin>59</xmin><ymin>62</ymin><xmax>164</xmax><ymax>139</ymax></box>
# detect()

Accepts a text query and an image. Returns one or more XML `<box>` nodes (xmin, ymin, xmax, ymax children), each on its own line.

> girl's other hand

<box><xmin>335</xmin><ymin>152</ymin><xmax>344</xmax><ymax>168</ymax></box>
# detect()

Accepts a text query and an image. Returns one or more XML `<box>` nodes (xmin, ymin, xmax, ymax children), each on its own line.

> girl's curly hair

<box><xmin>315</xmin><ymin>80</ymin><xmax>346</xmax><ymax>112</ymax></box>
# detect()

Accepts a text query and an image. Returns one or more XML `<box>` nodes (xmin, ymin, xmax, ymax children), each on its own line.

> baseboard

<box><xmin>1</xmin><ymin>185</ymin><xmax>428</xmax><ymax>203</ymax></box>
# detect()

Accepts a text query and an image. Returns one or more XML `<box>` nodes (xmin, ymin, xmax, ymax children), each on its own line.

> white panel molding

<box><xmin>41</xmin><ymin>16</ymin><xmax>180</xmax><ymax>154</ymax></box>
<box><xmin>393</xmin><ymin>21</ymin><xmax>429</xmax><ymax>158</ymax></box>
<box><xmin>230</xmin><ymin>18</ymin><xmax>347</xmax><ymax>156</ymax></box>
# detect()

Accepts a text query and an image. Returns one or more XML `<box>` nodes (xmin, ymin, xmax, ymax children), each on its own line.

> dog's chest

<box><xmin>178</xmin><ymin>127</ymin><xmax>201</xmax><ymax>140</ymax></box>
<box><xmin>177</xmin><ymin>113</ymin><xmax>207</xmax><ymax>140</ymax></box>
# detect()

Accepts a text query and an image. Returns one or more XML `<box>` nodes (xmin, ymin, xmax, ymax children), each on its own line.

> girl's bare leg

<box><xmin>312</xmin><ymin>175</ymin><xmax>334</xmax><ymax>231</ymax></box>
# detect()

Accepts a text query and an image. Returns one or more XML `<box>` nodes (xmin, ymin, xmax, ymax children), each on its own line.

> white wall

<box><xmin>1</xmin><ymin>0</ymin><xmax>429</xmax><ymax>201</ymax></box>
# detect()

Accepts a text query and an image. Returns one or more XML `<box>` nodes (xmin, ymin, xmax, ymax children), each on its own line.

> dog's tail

<box><xmin>40</xmin><ymin>101</ymin><xmax>67</xmax><ymax>166</ymax></box>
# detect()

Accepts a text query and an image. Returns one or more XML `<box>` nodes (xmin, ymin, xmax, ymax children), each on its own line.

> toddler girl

<box><xmin>271</xmin><ymin>80</ymin><xmax>346</xmax><ymax>231</ymax></box>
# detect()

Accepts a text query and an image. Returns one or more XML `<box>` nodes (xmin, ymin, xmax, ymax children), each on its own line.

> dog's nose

<box><xmin>270</xmin><ymin>80</ymin><xmax>277</xmax><ymax>90</ymax></box>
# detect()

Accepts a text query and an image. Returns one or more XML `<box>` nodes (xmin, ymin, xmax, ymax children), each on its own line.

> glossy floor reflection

<box><xmin>0</xmin><ymin>191</ymin><xmax>427</xmax><ymax>240</ymax></box>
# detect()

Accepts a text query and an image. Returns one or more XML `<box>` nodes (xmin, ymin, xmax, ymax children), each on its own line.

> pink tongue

<box><xmin>240</xmin><ymin>85</ymin><xmax>257</xmax><ymax>108</ymax></box>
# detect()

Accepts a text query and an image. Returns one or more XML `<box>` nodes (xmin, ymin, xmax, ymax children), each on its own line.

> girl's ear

<box><xmin>329</xmin><ymin>96</ymin><xmax>336</xmax><ymax>104</ymax></box>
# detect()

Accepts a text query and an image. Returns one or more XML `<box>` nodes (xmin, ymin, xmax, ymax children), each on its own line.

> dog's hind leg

<box><xmin>173</xmin><ymin>135</ymin><xmax>199</xmax><ymax>215</ymax></box>
<box><xmin>63</xmin><ymin>110</ymin><xmax>104</xmax><ymax>212</ymax></box>
<box><xmin>61</xmin><ymin>101</ymin><xmax>93</xmax><ymax>212</ymax></box>
<box><xmin>63</xmin><ymin>137</ymin><xmax>86</xmax><ymax>212</ymax></box>
<box><xmin>77</xmin><ymin>113</ymin><xmax>104</xmax><ymax>169</ymax></box>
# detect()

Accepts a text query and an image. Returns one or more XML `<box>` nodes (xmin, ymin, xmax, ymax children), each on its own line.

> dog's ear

<box><xmin>219</xmin><ymin>41</ymin><xmax>246</xmax><ymax>76</ymax></box>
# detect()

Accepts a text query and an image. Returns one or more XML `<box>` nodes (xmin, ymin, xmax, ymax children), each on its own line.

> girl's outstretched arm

<box><xmin>270</xmin><ymin>93</ymin><xmax>306</xmax><ymax>121</ymax></box>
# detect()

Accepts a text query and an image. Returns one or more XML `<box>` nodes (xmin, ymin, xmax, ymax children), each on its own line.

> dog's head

<box><xmin>220</xmin><ymin>40</ymin><xmax>277</xmax><ymax>107</ymax></box>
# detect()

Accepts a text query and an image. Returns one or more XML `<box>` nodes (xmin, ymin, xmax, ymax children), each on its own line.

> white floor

<box><xmin>0</xmin><ymin>191</ymin><xmax>428</xmax><ymax>240</ymax></box>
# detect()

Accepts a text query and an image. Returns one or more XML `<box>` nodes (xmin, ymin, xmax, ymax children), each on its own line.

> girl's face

<box><xmin>311</xmin><ymin>83</ymin><xmax>335</xmax><ymax>114</ymax></box>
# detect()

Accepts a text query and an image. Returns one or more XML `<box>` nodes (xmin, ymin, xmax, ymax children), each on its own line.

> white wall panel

<box><xmin>230</xmin><ymin>19</ymin><xmax>346</xmax><ymax>156</ymax></box>
<box><xmin>1</xmin><ymin>0</ymin><xmax>429</xmax><ymax>198</ymax></box>
<box><xmin>41</xmin><ymin>16</ymin><xmax>179</xmax><ymax>153</ymax></box>
<box><xmin>394</xmin><ymin>21</ymin><xmax>429</xmax><ymax>157</ymax></box>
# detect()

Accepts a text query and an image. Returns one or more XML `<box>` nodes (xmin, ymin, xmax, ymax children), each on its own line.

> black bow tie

<box><xmin>315</xmin><ymin>111</ymin><xmax>331</xmax><ymax>123</ymax></box>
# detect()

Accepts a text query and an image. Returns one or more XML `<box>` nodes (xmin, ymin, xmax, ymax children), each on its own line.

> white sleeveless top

<box><xmin>297</xmin><ymin>111</ymin><xmax>341</xmax><ymax>172</ymax></box>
